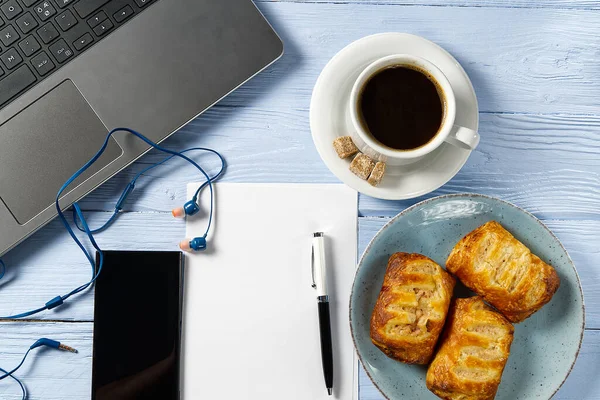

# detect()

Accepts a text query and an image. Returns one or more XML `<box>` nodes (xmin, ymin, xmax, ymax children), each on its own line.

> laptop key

<box><xmin>0</xmin><ymin>0</ymin><xmax>161</xmax><ymax>113</ymax></box>
<box><xmin>56</xmin><ymin>0</ymin><xmax>76</xmax><ymax>8</ymax></box>
<box><xmin>113</xmin><ymin>5</ymin><xmax>133</xmax><ymax>23</ymax></box>
<box><xmin>34</xmin><ymin>1</ymin><xmax>57</xmax><ymax>22</ymax></box>
<box><xmin>16</xmin><ymin>12</ymin><xmax>38</xmax><ymax>34</ymax></box>
<box><xmin>48</xmin><ymin>38</ymin><xmax>72</xmax><ymax>63</ymax></box>
<box><xmin>1</xmin><ymin>0</ymin><xmax>23</xmax><ymax>20</ymax></box>
<box><xmin>36</xmin><ymin>22</ymin><xmax>58</xmax><ymax>43</ymax></box>
<box><xmin>87</xmin><ymin>11</ymin><xmax>106</xmax><ymax>28</ymax></box>
<box><xmin>55</xmin><ymin>10</ymin><xmax>77</xmax><ymax>31</ymax></box>
<box><xmin>0</xmin><ymin>47</ymin><xmax>22</xmax><ymax>69</ymax></box>
<box><xmin>74</xmin><ymin>0</ymin><xmax>109</xmax><ymax>19</ymax></box>
<box><xmin>18</xmin><ymin>35</ymin><xmax>41</xmax><ymax>56</ymax></box>
<box><xmin>0</xmin><ymin>25</ymin><xmax>19</xmax><ymax>46</ymax></box>
<box><xmin>0</xmin><ymin>64</ymin><xmax>36</xmax><ymax>107</ymax></box>
<box><xmin>30</xmin><ymin>51</ymin><xmax>54</xmax><ymax>76</ymax></box>
<box><xmin>73</xmin><ymin>32</ymin><xmax>92</xmax><ymax>50</ymax></box>
<box><xmin>92</xmin><ymin>19</ymin><xmax>112</xmax><ymax>36</ymax></box>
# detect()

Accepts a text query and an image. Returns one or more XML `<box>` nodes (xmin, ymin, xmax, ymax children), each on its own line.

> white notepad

<box><xmin>182</xmin><ymin>183</ymin><xmax>358</xmax><ymax>400</ymax></box>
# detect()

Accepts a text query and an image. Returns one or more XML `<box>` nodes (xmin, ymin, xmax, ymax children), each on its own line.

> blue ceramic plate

<box><xmin>350</xmin><ymin>194</ymin><xmax>584</xmax><ymax>400</ymax></box>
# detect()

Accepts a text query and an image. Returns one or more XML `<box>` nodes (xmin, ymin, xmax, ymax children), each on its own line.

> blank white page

<box><xmin>182</xmin><ymin>183</ymin><xmax>358</xmax><ymax>400</ymax></box>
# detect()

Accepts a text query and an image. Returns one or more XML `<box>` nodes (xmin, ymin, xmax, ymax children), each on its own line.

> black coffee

<box><xmin>358</xmin><ymin>66</ymin><xmax>444</xmax><ymax>150</ymax></box>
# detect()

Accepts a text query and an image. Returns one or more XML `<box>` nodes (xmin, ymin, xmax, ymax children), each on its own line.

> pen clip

<box><xmin>311</xmin><ymin>244</ymin><xmax>317</xmax><ymax>289</ymax></box>
<box><xmin>311</xmin><ymin>232</ymin><xmax>324</xmax><ymax>290</ymax></box>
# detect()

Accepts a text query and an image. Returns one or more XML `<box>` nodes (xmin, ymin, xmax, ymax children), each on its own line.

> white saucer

<box><xmin>310</xmin><ymin>33</ymin><xmax>479</xmax><ymax>200</ymax></box>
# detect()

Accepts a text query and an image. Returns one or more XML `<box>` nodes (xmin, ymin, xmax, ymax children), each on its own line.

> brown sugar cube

<box><xmin>350</xmin><ymin>153</ymin><xmax>376</xmax><ymax>180</ymax></box>
<box><xmin>367</xmin><ymin>162</ymin><xmax>386</xmax><ymax>187</ymax></box>
<box><xmin>333</xmin><ymin>136</ymin><xmax>359</xmax><ymax>159</ymax></box>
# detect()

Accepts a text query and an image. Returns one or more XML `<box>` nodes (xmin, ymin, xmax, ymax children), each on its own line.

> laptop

<box><xmin>0</xmin><ymin>0</ymin><xmax>283</xmax><ymax>256</ymax></box>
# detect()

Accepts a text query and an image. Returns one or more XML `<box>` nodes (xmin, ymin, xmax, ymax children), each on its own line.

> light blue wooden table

<box><xmin>1</xmin><ymin>0</ymin><xmax>599</xmax><ymax>398</ymax></box>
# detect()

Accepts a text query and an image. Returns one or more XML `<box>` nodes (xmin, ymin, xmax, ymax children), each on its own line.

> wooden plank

<box><xmin>31</xmin><ymin>3</ymin><xmax>600</xmax><ymax>218</ymax></box>
<box><xmin>1</xmin><ymin>215</ymin><xmax>598</xmax><ymax>328</ymax></box>
<box><xmin>0</xmin><ymin>321</ymin><xmax>599</xmax><ymax>399</ymax></box>
<box><xmin>257</xmin><ymin>0</ymin><xmax>600</xmax><ymax>10</ymax></box>
<box><xmin>358</xmin><ymin>329</ymin><xmax>600</xmax><ymax>399</ymax></box>
<box><xmin>217</xmin><ymin>2</ymin><xmax>600</xmax><ymax>115</ymax></box>
<box><xmin>0</xmin><ymin>3</ymin><xmax>597</xmax><ymax>399</ymax></box>
<box><xmin>360</xmin><ymin>113</ymin><xmax>600</xmax><ymax>218</ymax></box>
<box><xmin>0</xmin><ymin>322</ymin><xmax>92</xmax><ymax>400</ymax></box>
<box><xmin>74</xmin><ymin>112</ymin><xmax>600</xmax><ymax>221</ymax></box>
<box><xmin>0</xmin><ymin>213</ymin><xmax>184</xmax><ymax>322</ymax></box>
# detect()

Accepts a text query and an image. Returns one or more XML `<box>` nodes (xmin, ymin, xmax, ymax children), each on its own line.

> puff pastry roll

<box><xmin>446</xmin><ymin>221</ymin><xmax>560</xmax><ymax>323</ymax></box>
<box><xmin>370</xmin><ymin>253</ymin><xmax>455</xmax><ymax>364</ymax></box>
<box><xmin>426</xmin><ymin>297</ymin><xmax>514</xmax><ymax>400</ymax></box>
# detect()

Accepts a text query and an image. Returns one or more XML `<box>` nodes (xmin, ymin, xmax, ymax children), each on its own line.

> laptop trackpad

<box><xmin>0</xmin><ymin>80</ymin><xmax>122</xmax><ymax>224</ymax></box>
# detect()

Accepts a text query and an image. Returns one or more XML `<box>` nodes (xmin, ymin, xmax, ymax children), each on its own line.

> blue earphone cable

<box><xmin>0</xmin><ymin>339</ymin><xmax>77</xmax><ymax>399</ymax></box>
<box><xmin>0</xmin><ymin>367</ymin><xmax>26</xmax><ymax>400</ymax></box>
<box><xmin>72</xmin><ymin>147</ymin><xmax>225</xmax><ymax>234</ymax></box>
<box><xmin>0</xmin><ymin>128</ymin><xmax>223</xmax><ymax>399</ymax></box>
<box><xmin>0</xmin><ymin>128</ymin><xmax>224</xmax><ymax>319</ymax></box>
<box><xmin>0</xmin><ymin>349</ymin><xmax>32</xmax><ymax>382</ymax></box>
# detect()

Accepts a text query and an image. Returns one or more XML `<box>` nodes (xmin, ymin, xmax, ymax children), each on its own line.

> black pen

<box><xmin>312</xmin><ymin>232</ymin><xmax>334</xmax><ymax>396</ymax></box>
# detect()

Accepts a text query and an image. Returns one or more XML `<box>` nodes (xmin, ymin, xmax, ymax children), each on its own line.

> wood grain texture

<box><xmin>0</xmin><ymin>322</ymin><xmax>92</xmax><ymax>400</ymax></box>
<box><xmin>259</xmin><ymin>0</ymin><xmax>600</xmax><ymax>10</ymax></box>
<box><xmin>52</xmin><ymin>1</ymin><xmax>600</xmax><ymax>219</ymax></box>
<box><xmin>0</xmin><ymin>322</ymin><xmax>598</xmax><ymax>399</ymax></box>
<box><xmin>1</xmin><ymin>215</ymin><xmax>597</xmax><ymax>328</ymax></box>
<box><xmin>0</xmin><ymin>212</ymin><xmax>184</xmax><ymax>322</ymax></box>
<box><xmin>73</xmin><ymin>112</ymin><xmax>600</xmax><ymax>221</ymax></box>
<box><xmin>0</xmin><ymin>1</ymin><xmax>598</xmax><ymax>399</ymax></box>
<box><xmin>216</xmin><ymin>2</ymin><xmax>600</xmax><ymax>114</ymax></box>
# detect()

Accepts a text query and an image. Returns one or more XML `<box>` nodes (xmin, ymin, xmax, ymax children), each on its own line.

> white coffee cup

<box><xmin>348</xmin><ymin>54</ymin><xmax>479</xmax><ymax>166</ymax></box>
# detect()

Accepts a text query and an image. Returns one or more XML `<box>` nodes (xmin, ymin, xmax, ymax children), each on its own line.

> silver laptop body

<box><xmin>0</xmin><ymin>0</ymin><xmax>283</xmax><ymax>255</ymax></box>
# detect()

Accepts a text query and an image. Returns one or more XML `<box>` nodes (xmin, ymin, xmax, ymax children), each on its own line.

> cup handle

<box><xmin>445</xmin><ymin>125</ymin><xmax>480</xmax><ymax>150</ymax></box>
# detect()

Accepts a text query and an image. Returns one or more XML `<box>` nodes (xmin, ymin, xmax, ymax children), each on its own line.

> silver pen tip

<box><xmin>314</xmin><ymin>232</ymin><xmax>324</xmax><ymax>237</ymax></box>
<box><xmin>327</xmin><ymin>388</ymin><xmax>332</xmax><ymax>395</ymax></box>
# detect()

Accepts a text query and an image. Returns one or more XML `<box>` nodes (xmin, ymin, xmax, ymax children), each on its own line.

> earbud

<box><xmin>179</xmin><ymin>237</ymin><xmax>207</xmax><ymax>252</ymax></box>
<box><xmin>172</xmin><ymin>199</ymin><xmax>200</xmax><ymax>218</ymax></box>
<box><xmin>173</xmin><ymin>200</ymin><xmax>207</xmax><ymax>251</ymax></box>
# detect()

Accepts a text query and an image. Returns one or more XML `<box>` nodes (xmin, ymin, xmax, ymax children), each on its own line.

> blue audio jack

<box><xmin>0</xmin><ymin>338</ymin><xmax>77</xmax><ymax>399</ymax></box>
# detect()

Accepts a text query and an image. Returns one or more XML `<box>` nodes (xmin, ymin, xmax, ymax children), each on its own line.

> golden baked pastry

<box><xmin>446</xmin><ymin>220</ymin><xmax>560</xmax><ymax>323</ymax></box>
<box><xmin>370</xmin><ymin>252</ymin><xmax>455</xmax><ymax>364</ymax></box>
<box><xmin>426</xmin><ymin>296</ymin><xmax>514</xmax><ymax>400</ymax></box>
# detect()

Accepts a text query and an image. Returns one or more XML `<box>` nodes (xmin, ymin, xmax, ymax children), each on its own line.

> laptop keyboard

<box><xmin>0</xmin><ymin>0</ymin><xmax>158</xmax><ymax>109</ymax></box>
